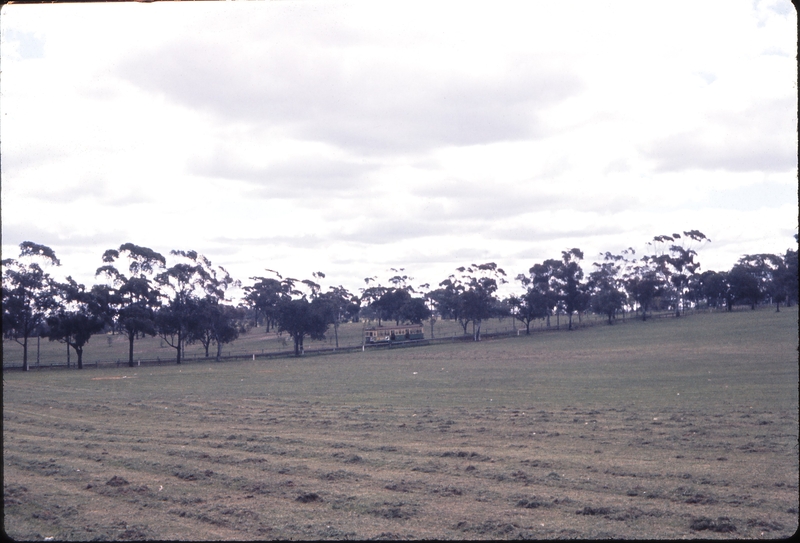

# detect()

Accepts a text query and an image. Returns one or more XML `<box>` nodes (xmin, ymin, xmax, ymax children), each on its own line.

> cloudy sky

<box><xmin>1</xmin><ymin>0</ymin><xmax>796</xmax><ymax>300</ymax></box>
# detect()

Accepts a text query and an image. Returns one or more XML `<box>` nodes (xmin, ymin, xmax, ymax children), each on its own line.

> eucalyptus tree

<box><xmin>359</xmin><ymin>277</ymin><xmax>384</xmax><ymax>324</ymax></box>
<box><xmin>372</xmin><ymin>288</ymin><xmax>412</xmax><ymax>325</ymax></box>
<box><xmin>154</xmin><ymin>250</ymin><xmax>235</xmax><ymax>364</ymax></box>
<box><xmin>211</xmin><ymin>303</ymin><xmax>245</xmax><ymax>359</ymax></box>
<box><xmin>374</xmin><ymin>276</ymin><xmax>432</xmax><ymax>328</ymax></box>
<box><xmin>46</xmin><ymin>277</ymin><xmax>111</xmax><ymax>369</ymax></box>
<box><xmin>511</xmin><ymin>272</ymin><xmax>551</xmax><ymax>334</ymax></box>
<box><xmin>455</xmin><ymin>262</ymin><xmax>507</xmax><ymax>341</ymax></box>
<box><xmin>552</xmin><ymin>249</ymin><xmax>589</xmax><ymax>330</ymax></box>
<box><xmin>317</xmin><ymin>285</ymin><xmax>357</xmax><ymax>349</ymax></box>
<box><xmin>359</xmin><ymin>291</ymin><xmax>384</xmax><ymax>324</ymax></box>
<box><xmin>727</xmin><ymin>263</ymin><xmax>761</xmax><ymax>309</ymax></box>
<box><xmin>624</xmin><ymin>255</ymin><xmax>665</xmax><ymax>321</ymax></box>
<box><xmin>726</xmin><ymin>254</ymin><xmax>784</xmax><ymax>311</ymax></box>
<box><xmin>244</xmin><ymin>272</ymin><xmax>299</xmax><ymax>331</ymax></box>
<box><xmin>779</xmin><ymin>246</ymin><xmax>798</xmax><ymax>307</ymax></box>
<box><xmin>188</xmin><ymin>296</ymin><xmax>243</xmax><ymax>359</ymax></box>
<box><xmin>95</xmin><ymin>243</ymin><xmax>166</xmax><ymax>367</ymax></box>
<box><xmin>507</xmin><ymin>291</ymin><xmax>548</xmax><ymax>335</ymax></box>
<box><xmin>185</xmin><ymin>257</ymin><xmax>242</xmax><ymax>359</ymax></box>
<box><xmin>301</xmin><ymin>271</ymin><xmax>326</xmax><ymax>299</ymax></box>
<box><xmin>191</xmin><ymin>297</ymin><xmax>219</xmax><ymax>358</ymax></box>
<box><xmin>526</xmin><ymin>259</ymin><xmax>561</xmax><ymax>328</ymax></box>
<box><xmin>587</xmin><ymin>254</ymin><xmax>627</xmax><ymax>325</ymax></box>
<box><xmin>360</xmin><ymin>270</ymin><xmax>414</xmax><ymax>326</ymax></box>
<box><xmin>275</xmin><ymin>294</ymin><xmax>329</xmax><ymax>357</ymax></box>
<box><xmin>2</xmin><ymin>242</ymin><xmax>61</xmax><ymax>371</ymax></box>
<box><xmin>647</xmin><ymin>231</ymin><xmax>709</xmax><ymax>316</ymax></box>
<box><xmin>417</xmin><ymin>283</ymin><xmax>441</xmax><ymax>338</ymax></box>
<box><xmin>741</xmin><ymin>253</ymin><xmax>792</xmax><ymax>311</ymax></box>
<box><xmin>694</xmin><ymin>270</ymin><xmax>730</xmax><ymax>310</ymax></box>
<box><xmin>154</xmin><ymin>299</ymin><xmax>195</xmax><ymax>364</ymax></box>
<box><xmin>400</xmin><ymin>296</ymin><xmax>431</xmax><ymax>325</ymax></box>
<box><xmin>432</xmin><ymin>275</ymin><xmax>469</xmax><ymax>334</ymax></box>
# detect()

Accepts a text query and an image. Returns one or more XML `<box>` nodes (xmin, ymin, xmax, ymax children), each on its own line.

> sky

<box><xmin>1</xmin><ymin>0</ymin><xmax>797</xmax><ymax>301</ymax></box>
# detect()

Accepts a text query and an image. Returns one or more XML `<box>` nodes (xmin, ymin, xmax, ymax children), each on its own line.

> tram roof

<box><xmin>364</xmin><ymin>324</ymin><xmax>423</xmax><ymax>332</ymax></box>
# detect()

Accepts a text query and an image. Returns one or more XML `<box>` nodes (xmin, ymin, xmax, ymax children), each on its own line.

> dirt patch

<box><xmin>515</xmin><ymin>496</ymin><xmax>549</xmax><ymax>509</ymax></box>
<box><xmin>576</xmin><ymin>505</ymin><xmax>614</xmax><ymax>516</ymax></box>
<box><xmin>295</xmin><ymin>492</ymin><xmax>323</xmax><ymax>503</ymax></box>
<box><xmin>105</xmin><ymin>476</ymin><xmax>129</xmax><ymax>487</ymax></box>
<box><xmin>368</xmin><ymin>502</ymin><xmax>417</xmax><ymax>519</ymax></box>
<box><xmin>689</xmin><ymin>516</ymin><xmax>738</xmax><ymax>532</ymax></box>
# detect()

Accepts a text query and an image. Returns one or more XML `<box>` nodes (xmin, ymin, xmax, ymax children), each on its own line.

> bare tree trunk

<box><xmin>294</xmin><ymin>334</ymin><xmax>302</xmax><ymax>356</ymax></box>
<box><xmin>22</xmin><ymin>335</ymin><xmax>29</xmax><ymax>372</ymax></box>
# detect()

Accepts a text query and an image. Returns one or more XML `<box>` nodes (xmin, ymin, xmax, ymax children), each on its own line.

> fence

<box><xmin>2</xmin><ymin>330</ymin><xmax>501</xmax><ymax>371</ymax></box>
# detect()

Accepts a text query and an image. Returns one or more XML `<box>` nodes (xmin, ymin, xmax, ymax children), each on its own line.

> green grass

<box><xmin>0</xmin><ymin>307</ymin><xmax>744</xmax><ymax>368</ymax></box>
<box><xmin>4</xmin><ymin>306</ymin><xmax>798</xmax><ymax>540</ymax></box>
<box><xmin>5</xmin><ymin>307</ymin><xmax>797</xmax><ymax>411</ymax></box>
<box><xmin>3</xmin><ymin>315</ymin><xmax>531</xmax><ymax>367</ymax></box>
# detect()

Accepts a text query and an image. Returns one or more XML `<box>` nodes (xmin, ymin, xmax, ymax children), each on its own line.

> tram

<box><xmin>363</xmin><ymin>324</ymin><xmax>424</xmax><ymax>343</ymax></box>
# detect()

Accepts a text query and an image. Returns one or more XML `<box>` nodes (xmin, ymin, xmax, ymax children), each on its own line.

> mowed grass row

<box><xmin>3</xmin><ymin>307</ymin><xmax>798</xmax><ymax>540</ymax></box>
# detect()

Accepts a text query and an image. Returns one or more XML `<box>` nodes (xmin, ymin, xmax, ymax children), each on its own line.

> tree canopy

<box><xmin>3</xmin><ymin>229</ymin><xmax>797</xmax><ymax>368</ymax></box>
<box><xmin>2</xmin><ymin>242</ymin><xmax>61</xmax><ymax>371</ymax></box>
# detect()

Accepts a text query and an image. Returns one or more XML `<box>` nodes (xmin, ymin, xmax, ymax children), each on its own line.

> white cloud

<box><xmin>646</xmin><ymin>97</ymin><xmax>797</xmax><ymax>173</ymax></box>
<box><xmin>1</xmin><ymin>0</ymin><xmax>796</xmax><ymax>298</ymax></box>
<box><xmin>117</xmin><ymin>35</ymin><xmax>581</xmax><ymax>155</ymax></box>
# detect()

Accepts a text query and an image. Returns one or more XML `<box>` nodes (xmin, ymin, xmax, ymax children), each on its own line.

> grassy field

<box><xmin>3</xmin><ymin>307</ymin><xmax>798</xmax><ymax>540</ymax></box>
<box><xmin>2</xmin><ymin>312</ymin><xmax>615</xmax><ymax>368</ymax></box>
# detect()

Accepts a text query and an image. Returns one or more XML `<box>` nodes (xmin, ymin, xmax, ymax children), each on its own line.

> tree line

<box><xmin>3</xmin><ymin>230</ymin><xmax>797</xmax><ymax>371</ymax></box>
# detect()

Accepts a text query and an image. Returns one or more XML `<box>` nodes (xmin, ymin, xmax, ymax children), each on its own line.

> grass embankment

<box><xmin>4</xmin><ymin>307</ymin><xmax>798</xmax><ymax>539</ymax></box>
